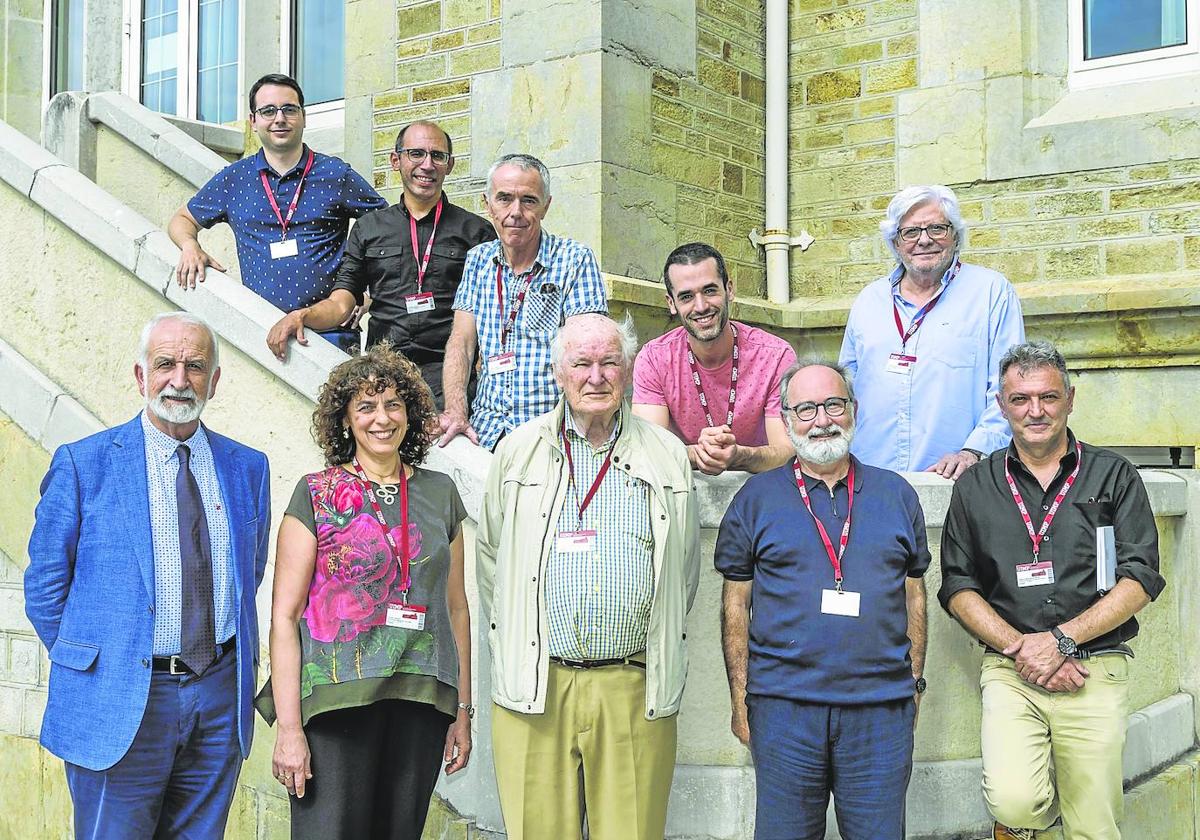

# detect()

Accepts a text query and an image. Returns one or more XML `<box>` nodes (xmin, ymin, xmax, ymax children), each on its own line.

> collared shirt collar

<box><xmin>141</xmin><ymin>410</ymin><xmax>209</xmax><ymax>463</ymax></box>
<box><xmin>398</xmin><ymin>192</ymin><xmax>446</xmax><ymax>220</ymax></box>
<box><xmin>796</xmin><ymin>453</ymin><xmax>865</xmax><ymax>494</ymax></box>
<box><xmin>253</xmin><ymin>144</ymin><xmax>311</xmax><ymax>177</ymax></box>
<box><xmin>564</xmin><ymin>406</ymin><xmax>622</xmax><ymax>451</ymax></box>
<box><xmin>888</xmin><ymin>250</ymin><xmax>961</xmax><ymax>301</ymax></box>
<box><xmin>492</xmin><ymin>230</ymin><xmax>552</xmax><ymax>273</ymax></box>
<box><xmin>1005</xmin><ymin>428</ymin><xmax>1079</xmax><ymax>480</ymax></box>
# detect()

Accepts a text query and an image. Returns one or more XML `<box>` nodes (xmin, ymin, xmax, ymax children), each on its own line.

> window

<box><xmin>285</xmin><ymin>0</ymin><xmax>345</xmax><ymax>108</ymax></box>
<box><xmin>129</xmin><ymin>0</ymin><xmax>242</xmax><ymax>123</ymax></box>
<box><xmin>50</xmin><ymin>0</ymin><xmax>85</xmax><ymax>95</ymax></box>
<box><xmin>1070</xmin><ymin>0</ymin><xmax>1200</xmax><ymax>88</ymax></box>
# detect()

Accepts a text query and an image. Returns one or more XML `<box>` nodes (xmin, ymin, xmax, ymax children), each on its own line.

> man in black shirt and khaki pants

<box><xmin>939</xmin><ymin>339</ymin><xmax>1165</xmax><ymax>840</ymax></box>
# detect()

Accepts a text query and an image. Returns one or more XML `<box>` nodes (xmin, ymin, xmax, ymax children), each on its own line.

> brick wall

<box><xmin>649</xmin><ymin>0</ymin><xmax>768</xmax><ymax>295</ymax></box>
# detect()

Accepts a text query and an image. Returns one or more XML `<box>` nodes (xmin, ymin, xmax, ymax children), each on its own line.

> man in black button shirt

<box><xmin>267</xmin><ymin>120</ymin><xmax>495</xmax><ymax>403</ymax></box>
<box><xmin>939</xmin><ymin>340</ymin><xmax>1165</xmax><ymax>840</ymax></box>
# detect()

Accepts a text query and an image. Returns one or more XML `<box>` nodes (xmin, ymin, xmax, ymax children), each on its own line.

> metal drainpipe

<box><xmin>752</xmin><ymin>0</ymin><xmax>814</xmax><ymax>304</ymax></box>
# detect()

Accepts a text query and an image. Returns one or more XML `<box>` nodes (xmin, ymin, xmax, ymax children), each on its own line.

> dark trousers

<box><xmin>65</xmin><ymin>649</ymin><xmax>241</xmax><ymax>840</ymax></box>
<box><xmin>748</xmin><ymin>695</ymin><xmax>915</xmax><ymax>840</ymax></box>
<box><xmin>291</xmin><ymin>699</ymin><xmax>453</xmax><ymax>840</ymax></box>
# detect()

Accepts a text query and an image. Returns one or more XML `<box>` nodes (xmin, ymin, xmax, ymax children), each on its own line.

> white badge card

<box><xmin>886</xmin><ymin>353</ymin><xmax>917</xmax><ymax>375</ymax></box>
<box><xmin>386</xmin><ymin>602</ymin><xmax>427</xmax><ymax>630</ymax></box>
<box><xmin>821</xmin><ymin>588</ymin><xmax>861</xmax><ymax>618</ymax></box>
<box><xmin>556</xmin><ymin>530</ymin><xmax>597</xmax><ymax>553</ymax></box>
<box><xmin>1016</xmin><ymin>561</ymin><xmax>1055</xmax><ymax>588</ymax></box>
<box><xmin>487</xmin><ymin>352</ymin><xmax>517</xmax><ymax>374</ymax></box>
<box><xmin>270</xmin><ymin>238</ymin><xmax>299</xmax><ymax>260</ymax></box>
<box><xmin>404</xmin><ymin>292</ymin><xmax>435</xmax><ymax>313</ymax></box>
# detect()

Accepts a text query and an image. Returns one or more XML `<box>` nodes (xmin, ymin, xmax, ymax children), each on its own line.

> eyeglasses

<box><xmin>784</xmin><ymin>397</ymin><xmax>851</xmax><ymax>422</ymax></box>
<box><xmin>898</xmin><ymin>223</ymin><xmax>954</xmax><ymax>242</ymax></box>
<box><xmin>395</xmin><ymin>147</ymin><xmax>451</xmax><ymax>166</ymax></box>
<box><xmin>254</xmin><ymin>104</ymin><xmax>303</xmax><ymax>119</ymax></box>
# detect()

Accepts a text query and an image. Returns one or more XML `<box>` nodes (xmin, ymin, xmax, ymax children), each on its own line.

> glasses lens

<box><xmin>280</xmin><ymin>104</ymin><xmax>301</xmax><ymax>117</ymax></box>
<box><xmin>928</xmin><ymin>224</ymin><xmax>951</xmax><ymax>238</ymax></box>
<box><xmin>404</xmin><ymin>148</ymin><xmax>428</xmax><ymax>162</ymax></box>
<box><xmin>794</xmin><ymin>404</ymin><xmax>818</xmax><ymax>421</ymax></box>
<box><xmin>823</xmin><ymin>398</ymin><xmax>847</xmax><ymax>417</ymax></box>
<box><xmin>257</xmin><ymin>105</ymin><xmax>277</xmax><ymax>118</ymax></box>
<box><xmin>429</xmin><ymin>150</ymin><xmax>449</xmax><ymax>164</ymax></box>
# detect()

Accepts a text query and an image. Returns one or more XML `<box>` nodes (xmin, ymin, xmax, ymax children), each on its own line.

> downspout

<box><xmin>751</xmin><ymin>0</ymin><xmax>813</xmax><ymax>304</ymax></box>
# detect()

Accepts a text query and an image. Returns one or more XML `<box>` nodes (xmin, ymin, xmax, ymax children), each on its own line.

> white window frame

<box><xmin>123</xmin><ymin>0</ymin><xmax>245</xmax><ymax>125</ymax></box>
<box><xmin>280</xmin><ymin>0</ymin><xmax>345</xmax><ymax>124</ymax></box>
<box><xmin>1068</xmin><ymin>0</ymin><xmax>1200</xmax><ymax>89</ymax></box>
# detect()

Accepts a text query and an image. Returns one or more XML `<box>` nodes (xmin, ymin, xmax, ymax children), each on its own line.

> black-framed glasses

<box><xmin>784</xmin><ymin>397</ymin><xmax>850</xmax><ymax>422</ymax></box>
<box><xmin>396</xmin><ymin>147</ymin><xmax>451</xmax><ymax>166</ymax></box>
<box><xmin>254</xmin><ymin>104</ymin><xmax>303</xmax><ymax>119</ymax></box>
<box><xmin>898</xmin><ymin>223</ymin><xmax>953</xmax><ymax>242</ymax></box>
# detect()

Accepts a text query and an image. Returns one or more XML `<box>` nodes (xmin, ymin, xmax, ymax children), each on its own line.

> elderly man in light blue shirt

<box><xmin>839</xmin><ymin>184</ymin><xmax>1026</xmax><ymax>479</ymax></box>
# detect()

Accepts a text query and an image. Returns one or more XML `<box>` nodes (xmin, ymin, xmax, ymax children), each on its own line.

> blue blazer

<box><xmin>25</xmin><ymin>415</ymin><xmax>271</xmax><ymax>771</ymax></box>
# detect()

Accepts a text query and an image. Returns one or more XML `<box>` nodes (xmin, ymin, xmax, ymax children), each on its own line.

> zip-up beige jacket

<box><xmin>477</xmin><ymin>399</ymin><xmax>700</xmax><ymax>719</ymax></box>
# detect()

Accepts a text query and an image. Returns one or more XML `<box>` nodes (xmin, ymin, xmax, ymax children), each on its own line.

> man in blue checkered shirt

<box><xmin>438</xmin><ymin>153</ymin><xmax>607</xmax><ymax>450</ymax></box>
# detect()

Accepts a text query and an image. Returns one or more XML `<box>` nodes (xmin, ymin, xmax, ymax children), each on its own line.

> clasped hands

<box><xmin>1004</xmin><ymin>632</ymin><xmax>1089</xmax><ymax>693</ymax></box>
<box><xmin>691</xmin><ymin>425</ymin><xmax>740</xmax><ymax>475</ymax></box>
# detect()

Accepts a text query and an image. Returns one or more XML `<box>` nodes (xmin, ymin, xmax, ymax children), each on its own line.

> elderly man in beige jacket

<box><xmin>477</xmin><ymin>312</ymin><xmax>700</xmax><ymax>840</ymax></box>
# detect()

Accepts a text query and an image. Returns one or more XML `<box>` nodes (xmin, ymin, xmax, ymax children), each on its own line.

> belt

<box><xmin>153</xmin><ymin>637</ymin><xmax>236</xmax><ymax>675</ymax></box>
<box><xmin>550</xmin><ymin>654</ymin><xmax>646</xmax><ymax>670</ymax></box>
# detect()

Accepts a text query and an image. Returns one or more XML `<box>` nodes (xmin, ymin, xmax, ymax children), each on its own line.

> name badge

<box><xmin>404</xmin><ymin>292</ymin><xmax>435</xmax><ymax>313</ymax></box>
<box><xmin>1016</xmin><ymin>561</ymin><xmax>1055</xmax><ymax>588</ymax></box>
<box><xmin>886</xmin><ymin>353</ymin><xmax>917</xmax><ymax>374</ymax></box>
<box><xmin>487</xmin><ymin>352</ymin><xmax>517</xmax><ymax>374</ymax></box>
<box><xmin>270</xmin><ymin>239</ymin><xmax>299</xmax><ymax>260</ymax></box>
<box><xmin>556</xmin><ymin>529</ymin><xmax>597</xmax><ymax>553</ymax></box>
<box><xmin>821</xmin><ymin>588</ymin><xmax>861</xmax><ymax>617</ymax></box>
<box><xmin>386</xmin><ymin>602</ymin><xmax>427</xmax><ymax>630</ymax></box>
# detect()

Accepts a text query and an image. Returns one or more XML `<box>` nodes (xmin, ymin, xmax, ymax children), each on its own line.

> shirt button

<box><xmin>141</xmin><ymin>658</ymin><xmax>149</xmax><ymax>668</ymax></box>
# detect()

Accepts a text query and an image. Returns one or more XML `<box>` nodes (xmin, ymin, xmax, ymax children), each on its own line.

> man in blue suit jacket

<box><xmin>25</xmin><ymin>311</ymin><xmax>271</xmax><ymax>838</ymax></box>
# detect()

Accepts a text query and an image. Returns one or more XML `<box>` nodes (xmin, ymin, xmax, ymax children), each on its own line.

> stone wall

<box><xmin>0</xmin><ymin>0</ymin><xmax>43</xmax><ymax>140</ymax></box>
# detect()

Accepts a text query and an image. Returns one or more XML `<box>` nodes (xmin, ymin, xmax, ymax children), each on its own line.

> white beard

<box><xmin>788</xmin><ymin>422</ymin><xmax>854</xmax><ymax>466</ymax></box>
<box><xmin>148</xmin><ymin>385</ymin><xmax>207</xmax><ymax>425</ymax></box>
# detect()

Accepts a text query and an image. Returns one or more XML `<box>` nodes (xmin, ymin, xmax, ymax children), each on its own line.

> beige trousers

<box><xmin>491</xmin><ymin>660</ymin><xmax>678</xmax><ymax>840</ymax></box>
<box><xmin>980</xmin><ymin>652</ymin><xmax>1130</xmax><ymax>839</ymax></box>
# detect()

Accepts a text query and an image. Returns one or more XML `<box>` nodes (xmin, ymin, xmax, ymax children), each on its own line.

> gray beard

<box><xmin>147</xmin><ymin>386</ymin><xmax>206</xmax><ymax>425</ymax></box>
<box><xmin>788</xmin><ymin>424</ymin><xmax>854</xmax><ymax>466</ymax></box>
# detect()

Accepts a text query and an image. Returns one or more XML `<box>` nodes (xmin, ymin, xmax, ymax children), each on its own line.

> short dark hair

<box><xmin>998</xmin><ymin>340</ymin><xmax>1072</xmax><ymax>392</ymax></box>
<box><xmin>394</xmin><ymin>121</ymin><xmax>453</xmax><ymax>156</ymax></box>
<box><xmin>662</xmin><ymin>242</ymin><xmax>729</xmax><ymax>295</ymax></box>
<box><xmin>248</xmin><ymin>73</ymin><xmax>305</xmax><ymax>113</ymax></box>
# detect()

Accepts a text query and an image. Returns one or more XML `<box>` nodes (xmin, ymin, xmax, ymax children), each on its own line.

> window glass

<box><xmin>52</xmin><ymin>0</ymin><xmax>86</xmax><ymax>94</ymax></box>
<box><xmin>293</xmin><ymin>0</ymin><xmax>345</xmax><ymax>105</ymax></box>
<box><xmin>197</xmin><ymin>0</ymin><xmax>239</xmax><ymax>123</ymax></box>
<box><xmin>141</xmin><ymin>0</ymin><xmax>180</xmax><ymax>115</ymax></box>
<box><xmin>1084</xmin><ymin>0</ymin><xmax>1187</xmax><ymax>60</ymax></box>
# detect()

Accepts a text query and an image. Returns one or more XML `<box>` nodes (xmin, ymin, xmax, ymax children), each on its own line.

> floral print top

<box><xmin>255</xmin><ymin>465</ymin><xmax>467</xmax><ymax>726</ymax></box>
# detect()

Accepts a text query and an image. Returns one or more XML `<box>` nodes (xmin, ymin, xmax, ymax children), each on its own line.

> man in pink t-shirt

<box><xmin>633</xmin><ymin>243</ymin><xmax>797</xmax><ymax>474</ymax></box>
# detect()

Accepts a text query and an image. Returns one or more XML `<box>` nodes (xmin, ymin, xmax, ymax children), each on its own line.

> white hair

<box><xmin>485</xmin><ymin>153</ymin><xmax>552</xmax><ymax>200</ymax></box>
<box><xmin>550</xmin><ymin>313</ymin><xmax>638</xmax><ymax>372</ymax></box>
<box><xmin>137</xmin><ymin>311</ymin><xmax>220</xmax><ymax>371</ymax></box>
<box><xmin>879</xmin><ymin>185</ymin><xmax>969</xmax><ymax>261</ymax></box>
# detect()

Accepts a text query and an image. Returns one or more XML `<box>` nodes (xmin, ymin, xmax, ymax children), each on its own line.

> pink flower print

<box><xmin>331</xmin><ymin>478</ymin><xmax>364</xmax><ymax>517</ymax></box>
<box><xmin>304</xmin><ymin>513</ymin><xmax>399</xmax><ymax>643</ymax></box>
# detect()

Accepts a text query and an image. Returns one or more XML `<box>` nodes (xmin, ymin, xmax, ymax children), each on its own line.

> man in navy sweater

<box><xmin>715</xmin><ymin>360</ymin><xmax>930</xmax><ymax>840</ymax></box>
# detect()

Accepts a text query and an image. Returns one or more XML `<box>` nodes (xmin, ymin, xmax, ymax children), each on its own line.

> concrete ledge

<box><xmin>0</xmin><ymin>337</ymin><xmax>103</xmax><ymax>450</ymax></box>
<box><xmin>162</xmin><ymin>114</ymin><xmax>245</xmax><ymax>157</ymax></box>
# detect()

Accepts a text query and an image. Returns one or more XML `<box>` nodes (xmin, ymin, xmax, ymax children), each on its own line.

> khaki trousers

<box><xmin>491</xmin><ymin>660</ymin><xmax>678</xmax><ymax>840</ymax></box>
<box><xmin>980</xmin><ymin>653</ymin><xmax>1129</xmax><ymax>839</ymax></box>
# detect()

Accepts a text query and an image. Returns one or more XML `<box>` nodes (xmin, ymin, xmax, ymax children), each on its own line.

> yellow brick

<box><xmin>651</xmin><ymin>141</ymin><xmax>722</xmax><ymax>188</ymax></box>
<box><xmin>468</xmin><ymin>21</ymin><xmax>500</xmax><ymax>42</ymax></box>
<box><xmin>431</xmin><ymin>31</ymin><xmax>465</xmax><ymax>51</ymax></box>
<box><xmin>1032</xmin><ymin>191</ymin><xmax>1103</xmax><ymax>218</ymax></box>
<box><xmin>991</xmin><ymin>197</ymin><xmax>1033</xmax><ymax>221</ymax></box>
<box><xmin>1129</xmin><ymin>164</ymin><xmax>1170</xmax><ymax>181</ymax></box>
<box><xmin>396</xmin><ymin>2</ymin><xmax>441</xmax><ymax>39</ymax></box>
<box><xmin>445</xmin><ymin>0</ymin><xmax>489</xmax><ymax>29</ymax></box>
<box><xmin>969</xmin><ymin>227</ymin><xmax>1001</xmax><ymax>248</ymax></box>
<box><xmin>653</xmin><ymin>72</ymin><xmax>681</xmax><ymax>97</ymax></box>
<box><xmin>871</xmin><ymin>0</ymin><xmax>918</xmax><ymax>22</ymax></box>
<box><xmin>653</xmin><ymin>118</ymin><xmax>687</xmax><ymax>144</ymax></box>
<box><xmin>854</xmin><ymin>142</ymin><xmax>893</xmax><ymax>162</ymax></box>
<box><xmin>886</xmin><ymin>33</ymin><xmax>918</xmax><ymax>56</ymax></box>
<box><xmin>1184</xmin><ymin>236</ymin><xmax>1200</xmax><ymax>268</ymax></box>
<box><xmin>1105</xmin><ymin>239</ymin><xmax>1181</xmax><ymax>274</ymax></box>
<box><xmin>833</xmin><ymin>42</ymin><xmax>883</xmax><ymax>64</ymax></box>
<box><xmin>999</xmin><ymin>222</ymin><xmax>1071</xmax><ymax>246</ymax></box>
<box><xmin>1045</xmin><ymin>246</ymin><xmax>1101</xmax><ymax>279</ymax></box>
<box><xmin>396</xmin><ymin>54</ymin><xmax>445</xmax><ymax>87</ymax></box>
<box><xmin>805</xmin><ymin>127</ymin><xmax>845</xmax><ymax>149</ymax></box>
<box><xmin>846</xmin><ymin>118</ymin><xmax>894</xmax><ymax>144</ymax></box>
<box><xmin>1110</xmin><ymin>181</ymin><xmax>1200</xmax><ymax>210</ymax></box>
<box><xmin>438</xmin><ymin>97</ymin><xmax>469</xmax><ymax>115</ymax></box>
<box><xmin>806</xmin><ymin>70</ymin><xmax>861</xmax><ymax>104</ymax></box>
<box><xmin>740</xmin><ymin>72</ymin><xmax>765</xmax><ymax>105</ymax></box>
<box><xmin>397</xmin><ymin>37</ymin><xmax>431</xmax><ymax>59</ymax></box>
<box><xmin>652</xmin><ymin>95</ymin><xmax>694</xmax><ymax>126</ymax></box>
<box><xmin>449</xmin><ymin>44</ymin><xmax>500</xmax><ymax>76</ymax></box>
<box><xmin>699</xmin><ymin>57</ymin><xmax>740</xmax><ymax>96</ymax></box>
<box><xmin>858</xmin><ymin>97</ymin><xmax>894</xmax><ymax>117</ymax></box>
<box><xmin>1079</xmin><ymin>216</ymin><xmax>1143</xmax><ymax>239</ymax></box>
<box><xmin>814</xmin><ymin>103</ymin><xmax>855</xmax><ymax>125</ymax></box>
<box><xmin>1149</xmin><ymin>209</ymin><xmax>1200</xmax><ymax>234</ymax></box>
<box><xmin>412</xmin><ymin>79</ymin><xmax>471</xmax><ymax>102</ymax></box>
<box><xmin>722</xmin><ymin>162</ymin><xmax>744</xmax><ymax>194</ymax></box>
<box><xmin>973</xmin><ymin>249</ymin><xmax>1039</xmax><ymax>283</ymax></box>
<box><xmin>864</xmin><ymin>58</ymin><xmax>916</xmax><ymax>95</ymax></box>
<box><xmin>815</xmin><ymin>8</ymin><xmax>866</xmax><ymax>32</ymax></box>
<box><xmin>374</xmin><ymin>90</ymin><xmax>411</xmax><ymax>111</ymax></box>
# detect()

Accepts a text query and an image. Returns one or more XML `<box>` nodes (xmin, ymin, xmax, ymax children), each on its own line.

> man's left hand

<box><xmin>926</xmin><ymin>449</ymin><xmax>980</xmax><ymax>481</ymax></box>
<box><xmin>1004</xmin><ymin>632</ymin><xmax>1066</xmax><ymax>686</ymax></box>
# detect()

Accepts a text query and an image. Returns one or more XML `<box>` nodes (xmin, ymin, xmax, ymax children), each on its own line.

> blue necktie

<box><xmin>177</xmin><ymin>444</ymin><xmax>215</xmax><ymax>675</ymax></box>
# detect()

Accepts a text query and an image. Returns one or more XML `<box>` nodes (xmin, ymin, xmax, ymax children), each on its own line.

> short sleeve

<box><xmin>906</xmin><ymin>489</ymin><xmax>932</xmax><ymax>578</ymax></box>
<box><xmin>447</xmin><ymin>478</ymin><xmax>468</xmax><ymax>541</ymax></box>
<box><xmin>187</xmin><ymin>168</ymin><xmax>232</xmax><ymax>229</ymax></box>
<box><xmin>452</xmin><ymin>248</ymin><xmax>486</xmax><ymax>313</ymax></box>
<box><xmin>338</xmin><ymin>166</ymin><xmax>387</xmax><ymax>217</ymax></box>
<box><xmin>714</xmin><ymin>488</ymin><xmax>756</xmax><ymax>581</ymax></box>
<box><xmin>632</xmin><ymin>346</ymin><xmax>667</xmax><ymax>406</ymax></box>
<box><xmin>285</xmin><ymin>475</ymin><xmax>317</xmax><ymax>535</ymax></box>
<box><xmin>331</xmin><ymin>222</ymin><xmax>369</xmax><ymax>302</ymax></box>
<box><xmin>561</xmin><ymin>246</ymin><xmax>607</xmax><ymax>318</ymax></box>
<box><xmin>764</xmin><ymin>343</ymin><xmax>797</xmax><ymax>417</ymax></box>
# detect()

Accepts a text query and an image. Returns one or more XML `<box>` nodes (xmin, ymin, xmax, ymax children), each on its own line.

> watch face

<box><xmin>1057</xmin><ymin>637</ymin><xmax>1078</xmax><ymax>657</ymax></box>
<box><xmin>915</xmin><ymin>677</ymin><xmax>927</xmax><ymax>694</ymax></box>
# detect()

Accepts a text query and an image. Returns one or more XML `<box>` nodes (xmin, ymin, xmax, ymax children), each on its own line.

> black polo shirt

<box><xmin>332</xmin><ymin>195</ymin><xmax>495</xmax><ymax>363</ymax></box>
<box><xmin>938</xmin><ymin>431</ymin><xmax>1165</xmax><ymax>653</ymax></box>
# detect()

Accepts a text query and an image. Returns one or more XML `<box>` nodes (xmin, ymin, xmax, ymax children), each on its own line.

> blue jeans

<box><xmin>748</xmin><ymin>695</ymin><xmax>915</xmax><ymax>840</ymax></box>
<box><xmin>65</xmin><ymin>649</ymin><xmax>241</xmax><ymax>839</ymax></box>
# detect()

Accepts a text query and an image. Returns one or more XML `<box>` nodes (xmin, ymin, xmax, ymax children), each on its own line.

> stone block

<box><xmin>1079</xmin><ymin>216</ymin><xmax>1144</xmax><ymax>239</ymax></box>
<box><xmin>833</xmin><ymin>41</ymin><xmax>883</xmax><ymax>65</ymax></box>
<box><xmin>8</xmin><ymin>638</ymin><xmax>39</xmax><ymax>685</ymax></box>
<box><xmin>721</xmin><ymin>162</ymin><xmax>744</xmax><ymax>195</ymax></box>
<box><xmin>991</xmin><ymin>196</ymin><xmax>1032</xmax><ymax>221</ymax></box>
<box><xmin>1149</xmin><ymin>208</ymin><xmax>1200</xmax><ymax>234</ymax></box>
<box><xmin>651</xmin><ymin>96</ymin><xmax>693</xmax><ymax>126</ymax></box>
<box><xmin>917</xmin><ymin>0</ymin><xmax>1022</xmax><ymax>86</ymax></box>
<box><xmin>804</xmin><ymin>126</ymin><xmax>844</xmax><ymax>149</ymax></box>
<box><xmin>846</xmin><ymin>117</ymin><xmax>894</xmax><ymax>144</ymax></box>
<box><xmin>0</xmin><ymin>686</ymin><xmax>22</xmax><ymax>733</ymax></box>
<box><xmin>468</xmin><ymin>21</ymin><xmax>500</xmax><ymax>42</ymax></box>
<box><xmin>396</xmin><ymin>2</ymin><xmax>441</xmax><ymax>39</ymax></box>
<box><xmin>396</xmin><ymin>54</ymin><xmax>447</xmax><ymax>88</ymax></box>
<box><xmin>1110</xmin><ymin>180</ymin><xmax>1200</xmax><ymax>211</ymax></box>
<box><xmin>1106</xmin><ymin>239</ymin><xmax>1181</xmax><ymax>275</ymax></box>
<box><xmin>0</xmin><ymin>344</ymin><xmax>54</xmax><ymax>443</ymax></box>
<box><xmin>1032</xmin><ymin>190</ymin><xmax>1103</xmax><ymax>219</ymax></box>
<box><xmin>698</xmin><ymin>57</ymin><xmax>740</xmax><ymax>97</ymax></box>
<box><xmin>887</xmin><ymin>32</ymin><xmax>918</xmax><ymax>56</ymax></box>
<box><xmin>972</xmin><ymin>249</ymin><xmax>1039</xmax><ymax>283</ymax></box>
<box><xmin>1119</xmin><ymin>758</ymin><xmax>1194</xmax><ymax>839</ymax></box>
<box><xmin>1123</xmin><ymin>693</ymin><xmax>1195</xmax><ymax>782</ymax></box>
<box><xmin>412</xmin><ymin>80</ymin><xmax>471</xmax><ymax>103</ymax></box>
<box><xmin>1000</xmin><ymin>222</ymin><xmax>1070</xmax><ymax>246</ymax></box>
<box><xmin>650</xmin><ymin>141</ymin><xmax>722</xmax><ymax>189</ymax></box>
<box><xmin>501</xmin><ymin>0</ymin><xmax>599</xmax><ymax>63</ymax></box>
<box><xmin>1185</xmin><ymin>236</ymin><xmax>1200</xmax><ymax>269</ymax></box>
<box><xmin>432</xmin><ymin>31</ymin><xmax>466</xmax><ymax>51</ymax></box>
<box><xmin>21</xmin><ymin>689</ymin><xmax>45</xmax><ymax>737</ymax></box>
<box><xmin>1043</xmin><ymin>245</ymin><xmax>1101</xmax><ymax>280</ymax></box>
<box><xmin>0</xmin><ymin>121</ymin><xmax>64</xmax><ymax>198</ymax></box>
<box><xmin>449</xmin><ymin>44</ymin><xmax>500</xmax><ymax>76</ymax></box>
<box><xmin>0</xmin><ymin>588</ymin><xmax>31</xmax><ymax>636</ymax></box>
<box><xmin>896</xmin><ymin>82</ymin><xmax>984</xmax><ymax>185</ymax></box>
<box><xmin>444</xmin><ymin>0</ymin><xmax>490</xmax><ymax>27</ymax></box>
<box><xmin>814</xmin><ymin>8</ymin><xmax>865</xmax><ymax>32</ymax></box>
<box><xmin>397</xmin><ymin>37</ymin><xmax>431</xmax><ymax>59</ymax></box>
<box><xmin>739</xmin><ymin>72</ymin><xmax>765</xmax><ymax>106</ymax></box>
<box><xmin>42</xmin><ymin>396</ymin><xmax>103</xmax><ymax>453</ymax></box>
<box><xmin>806</xmin><ymin>70</ymin><xmax>861</xmax><ymax>104</ymax></box>
<box><xmin>1130</xmin><ymin>163</ymin><xmax>1170</xmax><ymax>181</ymax></box>
<box><xmin>864</xmin><ymin>58</ymin><xmax>916</xmax><ymax>95</ymax></box>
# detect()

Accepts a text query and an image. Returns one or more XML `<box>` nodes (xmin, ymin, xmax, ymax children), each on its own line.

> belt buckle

<box><xmin>168</xmin><ymin>655</ymin><xmax>187</xmax><ymax>676</ymax></box>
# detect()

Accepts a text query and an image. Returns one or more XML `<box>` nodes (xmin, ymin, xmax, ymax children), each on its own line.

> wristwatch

<box><xmin>1051</xmin><ymin>626</ymin><xmax>1079</xmax><ymax>658</ymax></box>
<box><xmin>457</xmin><ymin>702</ymin><xmax>476</xmax><ymax>719</ymax></box>
<box><xmin>914</xmin><ymin>677</ymin><xmax>927</xmax><ymax>694</ymax></box>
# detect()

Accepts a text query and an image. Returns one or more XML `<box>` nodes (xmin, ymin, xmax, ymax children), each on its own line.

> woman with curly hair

<box><xmin>255</xmin><ymin>343</ymin><xmax>472</xmax><ymax>839</ymax></box>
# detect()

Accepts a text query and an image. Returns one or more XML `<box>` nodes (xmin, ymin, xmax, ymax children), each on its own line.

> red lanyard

<box><xmin>350</xmin><ymin>458</ymin><xmax>411</xmax><ymax>600</ymax></box>
<box><xmin>793</xmin><ymin>459</ymin><xmax>855</xmax><ymax>588</ymax></box>
<box><xmin>259</xmin><ymin>148</ymin><xmax>315</xmax><ymax>241</ymax></box>
<box><xmin>686</xmin><ymin>324</ymin><xmax>739</xmax><ymax>427</ymax></box>
<box><xmin>496</xmin><ymin>262</ymin><xmax>538</xmax><ymax>349</ymax></box>
<box><xmin>409</xmin><ymin>197</ymin><xmax>443</xmax><ymax>294</ymax></box>
<box><xmin>560</xmin><ymin>417</ymin><xmax>616</xmax><ymax>524</ymax></box>
<box><xmin>1004</xmin><ymin>442</ymin><xmax>1082</xmax><ymax>563</ymax></box>
<box><xmin>892</xmin><ymin>259</ymin><xmax>960</xmax><ymax>350</ymax></box>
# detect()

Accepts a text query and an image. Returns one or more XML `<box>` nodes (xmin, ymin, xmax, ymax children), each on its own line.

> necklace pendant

<box><xmin>376</xmin><ymin>484</ymin><xmax>398</xmax><ymax>505</ymax></box>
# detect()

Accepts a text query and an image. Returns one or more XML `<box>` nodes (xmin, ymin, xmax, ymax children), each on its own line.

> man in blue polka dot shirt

<box><xmin>168</xmin><ymin>73</ymin><xmax>386</xmax><ymax>353</ymax></box>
